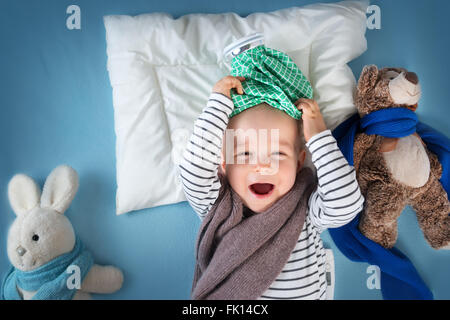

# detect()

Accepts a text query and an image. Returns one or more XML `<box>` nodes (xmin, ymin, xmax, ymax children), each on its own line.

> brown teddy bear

<box><xmin>353</xmin><ymin>65</ymin><xmax>450</xmax><ymax>249</ymax></box>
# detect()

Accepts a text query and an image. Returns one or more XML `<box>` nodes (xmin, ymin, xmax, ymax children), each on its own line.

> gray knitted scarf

<box><xmin>191</xmin><ymin>167</ymin><xmax>316</xmax><ymax>300</ymax></box>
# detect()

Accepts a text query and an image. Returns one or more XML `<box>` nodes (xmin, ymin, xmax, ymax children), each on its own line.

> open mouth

<box><xmin>249</xmin><ymin>183</ymin><xmax>274</xmax><ymax>198</ymax></box>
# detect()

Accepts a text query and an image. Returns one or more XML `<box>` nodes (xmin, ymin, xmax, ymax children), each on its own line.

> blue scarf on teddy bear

<box><xmin>1</xmin><ymin>236</ymin><xmax>93</xmax><ymax>300</ymax></box>
<box><xmin>330</xmin><ymin>107</ymin><xmax>449</xmax><ymax>300</ymax></box>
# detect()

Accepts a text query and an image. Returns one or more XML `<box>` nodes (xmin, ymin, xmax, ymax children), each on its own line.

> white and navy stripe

<box><xmin>178</xmin><ymin>93</ymin><xmax>364</xmax><ymax>300</ymax></box>
<box><xmin>180</xmin><ymin>92</ymin><xmax>232</xmax><ymax>219</ymax></box>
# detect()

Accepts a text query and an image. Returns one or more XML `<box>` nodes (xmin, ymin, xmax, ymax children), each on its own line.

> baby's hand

<box><xmin>295</xmin><ymin>98</ymin><xmax>327</xmax><ymax>142</ymax></box>
<box><xmin>212</xmin><ymin>76</ymin><xmax>245</xmax><ymax>98</ymax></box>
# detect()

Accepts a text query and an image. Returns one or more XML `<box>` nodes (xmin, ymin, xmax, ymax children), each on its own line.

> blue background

<box><xmin>0</xmin><ymin>0</ymin><xmax>449</xmax><ymax>299</ymax></box>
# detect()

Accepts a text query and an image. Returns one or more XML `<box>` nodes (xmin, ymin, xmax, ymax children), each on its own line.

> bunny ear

<box><xmin>8</xmin><ymin>174</ymin><xmax>41</xmax><ymax>217</ymax></box>
<box><xmin>40</xmin><ymin>165</ymin><xmax>79</xmax><ymax>214</ymax></box>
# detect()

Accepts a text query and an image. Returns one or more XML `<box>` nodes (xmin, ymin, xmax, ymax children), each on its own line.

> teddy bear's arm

<box><xmin>353</xmin><ymin>132</ymin><xmax>377</xmax><ymax>172</ymax></box>
<box><xmin>425</xmin><ymin>147</ymin><xmax>443</xmax><ymax>179</ymax></box>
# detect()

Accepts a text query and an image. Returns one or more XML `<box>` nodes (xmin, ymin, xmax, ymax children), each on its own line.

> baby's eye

<box><xmin>32</xmin><ymin>234</ymin><xmax>39</xmax><ymax>242</ymax></box>
<box><xmin>272</xmin><ymin>151</ymin><xmax>286</xmax><ymax>157</ymax></box>
<box><xmin>235</xmin><ymin>151</ymin><xmax>253</xmax><ymax>164</ymax></box>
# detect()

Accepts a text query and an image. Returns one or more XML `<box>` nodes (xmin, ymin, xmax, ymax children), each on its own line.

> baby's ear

<box><xmin>8</xmin><ymin>174</ymin><xmax>41</xmax><ymax>217</ymax></box>
<box><xmin>220</xmin><ymin>133</ymin><xmax>228</xmax><ymax>175</ymax></box>
<box><xmin>219</xmin><ymin>157</ymin><xmax>226</xmax><ymax>175</ymax></box>
<box><xmin>357</xmin><ymin>65</ymin><xmax>379</xmax><ymax>96</ymax></box>
<box><xmin>297</xmin><ymin>149</ymin><xmax>307</xmax><ymax>173</ymax></box>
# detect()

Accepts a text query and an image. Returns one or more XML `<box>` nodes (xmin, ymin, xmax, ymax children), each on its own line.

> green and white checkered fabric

<box><xmin>229</xmin><ymin>45</ymin><xmax>313</xmax><ymax>119</ymax></box>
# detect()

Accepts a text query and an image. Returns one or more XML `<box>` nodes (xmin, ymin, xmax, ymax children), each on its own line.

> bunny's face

<box><xmin>6</xmin><ymin>165</ymin><xmax>79</xmax><ymax>272</ymax></box>
<box><xmin>7</xmin><ymin>207</ymin><xmax>75</xmax><ymax>271</ymax></box>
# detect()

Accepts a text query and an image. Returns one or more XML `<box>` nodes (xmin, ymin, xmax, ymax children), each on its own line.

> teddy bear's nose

<box><xmin>405</xmin><ymin>71</ymin><xmax>418</xmax><ymax>85</ymax></box>
<box><xmin>16</xmin><ymin>246</ymin><xmax>26</xmax><ymax>256</ymax></box>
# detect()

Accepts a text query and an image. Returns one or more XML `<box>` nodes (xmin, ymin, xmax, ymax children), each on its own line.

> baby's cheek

<box><xmin>225</xmin><ymin>164</ymin><xmax>249</xmax><ymax>193</ymax></box>
<box><xmin>278</xmin><ymin>161</ymin><xmax>298</xmax><ymax>190</ymax></box>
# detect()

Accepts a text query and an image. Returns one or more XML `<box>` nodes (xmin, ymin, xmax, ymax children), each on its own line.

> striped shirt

<box><xmin>179</xmin><ymin>92</ymin><xmax>364</xmax><ymax>300</ymax></box>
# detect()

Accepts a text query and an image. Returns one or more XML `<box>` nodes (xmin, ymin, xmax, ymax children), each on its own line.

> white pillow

<box><xmin>104</xmin><ymin>0</ymin><xmax>369</xmax><ymax>215</ymax></box>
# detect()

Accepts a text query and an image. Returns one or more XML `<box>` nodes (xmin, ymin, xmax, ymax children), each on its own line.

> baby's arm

<box><xmin>296</xmin><ymin>99</ymin><xmax>364</xmax><ymax>231</ymax></box>
<box><xmin>178</xmin><ymin>76</ymin><xmax>244</xmax><ymax>219</ymax></box>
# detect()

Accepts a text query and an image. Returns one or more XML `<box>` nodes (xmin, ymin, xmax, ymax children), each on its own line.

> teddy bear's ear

<box><xmin>8</xmin><ymin>174</ymin><xmax>41</xmax><ymax>217</ymax></box>
<box><xmin>357</xmin><ymin>65</ymin><xmax>379</xmax><ymax>95</ymax></box>
<box><xmin>40</xmin><ymin>165</ymin><xmax>79</xmax><ymax>214</ymax></box>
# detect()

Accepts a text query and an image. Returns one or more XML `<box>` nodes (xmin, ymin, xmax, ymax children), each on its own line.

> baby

<box><xmin>179</xmin><ymin>75</ymin><xmax>364</xmax><ymax>300</ymax></box>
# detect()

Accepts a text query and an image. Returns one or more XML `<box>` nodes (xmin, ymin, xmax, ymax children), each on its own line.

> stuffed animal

<box><xmin>350</xmin><ymin>65</ymin><xmax>450</xmax><ymax>249</ymax></box>
<box><xmin>1</xmin><ymin>165</ymin><xmax>124</xmax><ymax>300</ymax></box>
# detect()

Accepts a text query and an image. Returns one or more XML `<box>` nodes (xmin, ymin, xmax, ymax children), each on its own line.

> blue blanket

<box><xmin>330</xmin><ymin>107</ymin><xmax>450</xmax><ymax>300</ymax></box>
<box><xmin>1</xmin><ymin>236</ymin><xmax>93</xmax><ymax>300</ymax></box>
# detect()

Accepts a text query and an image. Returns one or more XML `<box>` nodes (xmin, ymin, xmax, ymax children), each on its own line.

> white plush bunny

<box><xmin>3</xmin><ymin>165</ymin><xmax>123</xmax><ymax>300</ymax></box>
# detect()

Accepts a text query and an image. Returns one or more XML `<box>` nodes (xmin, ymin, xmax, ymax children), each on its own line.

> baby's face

<box><xmin>221</xmin><ymin>104</ymin><xmax>305</xmax><ymax>213</ymax></box>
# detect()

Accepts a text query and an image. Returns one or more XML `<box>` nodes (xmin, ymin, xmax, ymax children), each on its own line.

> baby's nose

<box><xmin>255</xmin><ymin>158</ymin><xmax>278</xmax><ymax>175</ymax></box>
